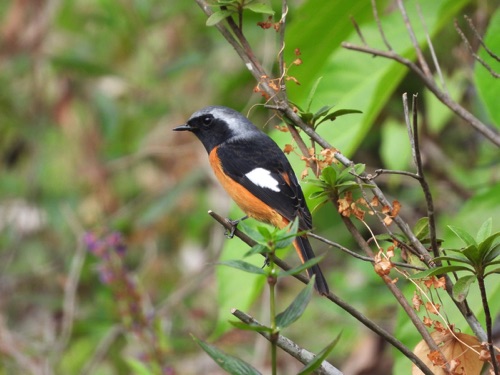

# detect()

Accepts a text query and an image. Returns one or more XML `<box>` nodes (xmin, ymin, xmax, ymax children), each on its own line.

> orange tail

<box><xmin>293</xmin><ymin>236</ymin><xmax>329</xmax><ymax>295</ymax></box>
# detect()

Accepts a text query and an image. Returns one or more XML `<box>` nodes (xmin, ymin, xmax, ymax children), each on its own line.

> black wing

<box><xmin>217</xmin><ymin>135</ymin><xmax>312</xmax><ymax>230</ymax></box>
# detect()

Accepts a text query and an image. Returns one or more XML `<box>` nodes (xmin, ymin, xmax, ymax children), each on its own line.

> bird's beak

<box><xmin>173</xmin><ymin>124</ymin><xmax>192</xmax><ymax>131</ymax></box>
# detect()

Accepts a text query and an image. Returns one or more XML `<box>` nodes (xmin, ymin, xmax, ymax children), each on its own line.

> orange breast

<box><xmin>209</xmin><ymin>147</ymin><xmax>285</xmax><ymax>228</ymax></box>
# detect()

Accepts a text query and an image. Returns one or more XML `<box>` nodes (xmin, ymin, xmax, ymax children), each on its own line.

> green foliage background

<box><xmin>0</xmin><ymin>0</ymin><xmax>499</xmax><ymax>374</ymax></box>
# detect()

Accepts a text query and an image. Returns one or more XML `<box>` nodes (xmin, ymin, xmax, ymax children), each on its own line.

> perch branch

<box><xmin>208</xmin><ymin>210</ymin><xmax>434</xmax><ymax>375</ymax></box>
<box><xmin>232</xmin><ymin>309</ymin><xmax>342</xmax><ymax>375</ymax></box>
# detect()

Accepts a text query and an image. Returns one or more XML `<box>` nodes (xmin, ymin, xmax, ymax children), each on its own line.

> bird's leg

<box><xmin>225</xmin><ymin>215</ymin><xmax>248</xmax><ymax>238</ymax></box>
<box><xmin>261</xmin><ymin>256</ymin><xmax>270</xmax><ymax>269</ymax></box>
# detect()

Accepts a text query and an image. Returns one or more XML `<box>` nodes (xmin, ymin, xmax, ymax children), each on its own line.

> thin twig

<box><xmin>395</xmin><ymin>0</ymin><xmax>432</xmax><ymax>79</ymax></box>
<box><xmin>350</xmin><ymin>16</ymin><xmax>367</xmax><ymax>46</ymax></box>
<box><xmin>308</xmin><ymin>232</ymin><xmax>425</xmax><ymax>271</ymax></box>
<box><xmin>403</xmin><ymin>94</ymin><xmax>439</xmax><ymax>258</ymax></box>
<box><xmin>208</xmin><ymin>209</ymin><xmax>434</xmax><ymax>375</ymax></box>
<box><xmin>371</xmin><ymin>0</ymin><xmax>392</xmax><ymax>50</ymax></box>
<box><xmin>277</xmin><ymin>0</ymin><xmax>288</xmax><ymax>92</ymax></box>
<box><xmin>416</xmin><ymin>1</ymin><xmax>447</xmax><ymax>92</ymax></box>
<box><xmin>338</xmin><ymin>214</ymin><xmax>445</xmax><ymax>364</ymax></box>
<box><xmin>454</xmin><ymin>18</ymin><xmax>500</xmax><ymax>79</ymax></box>
<box><xmin>478</xmin><ymin>276</ymin><xmax>500</xmax><ymax>374</ymax></box>
<box><xmin>232</xmin><ymin>309</ymin><xmax>342</xmax><ymax>375</ymax></box>
<box><xmin>341</xmin><ymin>42</ymin><xmax>500</xmax><ymax>146</ymax></box>
<box><xmin>465</xmin><ymin>15</ymin><xmax>500</xmax><ymax>63</ymax></box>
<box><xmin>366</xmin><ymin>169</ymin><xmax>421</xmax><ymax>181</ymax></box>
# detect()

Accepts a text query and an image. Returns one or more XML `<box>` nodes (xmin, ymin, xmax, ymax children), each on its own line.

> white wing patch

<box><xmin>245</xmin><ymin>168</ymin><xmax>280</xmax><ymax>192</ymax></box>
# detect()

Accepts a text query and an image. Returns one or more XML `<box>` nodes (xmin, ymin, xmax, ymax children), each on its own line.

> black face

<box><xmin>173</xmin><ymin>113</ymin><xmax>234</xmax><ymax>153</ymax></box>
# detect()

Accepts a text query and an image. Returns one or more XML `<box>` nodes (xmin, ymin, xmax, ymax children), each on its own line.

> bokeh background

<box><xmin>1</xmin><ymin>0</ymin><xmax>499</xmax><ymax>374</ymax></box>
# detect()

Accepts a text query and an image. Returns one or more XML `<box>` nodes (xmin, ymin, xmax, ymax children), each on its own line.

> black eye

<box><xmin>202</xmin><ymin>116</ymin><xmax>213</xmax><ymax>126</ymax></box>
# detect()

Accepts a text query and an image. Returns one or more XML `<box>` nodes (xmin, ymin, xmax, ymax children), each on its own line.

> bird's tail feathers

<box><xmin>293</xmin><ymin>236</ymin><xmax>329</xmax><ymax>295</ymax></box>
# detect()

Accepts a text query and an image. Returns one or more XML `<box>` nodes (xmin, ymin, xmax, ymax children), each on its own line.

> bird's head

<box><xmin>173</xmin><ymin>106</ymin><xmax>259</xmax><ymax>153</ymax></box>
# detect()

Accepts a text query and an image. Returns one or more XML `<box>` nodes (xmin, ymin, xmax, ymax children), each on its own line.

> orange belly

<box><xmin>209</xmin><ymin>147</ymin><xmax>285</xmax><ymax>228</ymax></box>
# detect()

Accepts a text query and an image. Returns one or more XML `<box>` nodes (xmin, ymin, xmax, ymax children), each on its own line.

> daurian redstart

<box><xmin>174</xmin><ymin>106</ymin><xmax>329</xmax><ymax>295</ymax></box>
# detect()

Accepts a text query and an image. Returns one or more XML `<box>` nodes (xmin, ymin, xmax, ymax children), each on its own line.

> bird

<box><xmin>173</xmin><ymin>106</ymin><xmax>329</xmax><ymax>295</ymax></box>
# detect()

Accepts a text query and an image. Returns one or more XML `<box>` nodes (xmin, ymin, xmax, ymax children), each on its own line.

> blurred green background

<box><xmin>1</xmin><ymin>0</ymin><xmax>499</xmax><ymax>374</ymax></box>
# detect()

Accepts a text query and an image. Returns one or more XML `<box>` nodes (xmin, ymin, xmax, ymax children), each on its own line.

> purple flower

<box><xmin>106</xmin><ymin>232</ymin><xmax>127</xmax><ymax>256</ymax></box>
<box><xmin>83</xmin><ymin>232</ymin><xmax>106</xmax><ymax>257</ymax></box>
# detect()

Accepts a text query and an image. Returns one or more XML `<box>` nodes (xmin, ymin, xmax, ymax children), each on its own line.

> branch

<box><xmin>338</xmin><ymin>213</ymin><xmax>445</xmax><ymax>367</ymax></box>
<box><xmin>464</xmin><ymin>15</ymin><xmax>500</xmax><ymax>63</ymax></box>
<box><xmin>232</xmin><ymin>309</ymin><xmax>342</xmax><ymax>375</ymax></box>
<box><xmin>196</xmin><ymin>0</ymin><xmax>486</xmax><ymax>364</ymax></box>
<box><xmin>308</xmin><ymin>232</ymin><xmax>425</xmax><ymax>271</ymax></box>
<box><xmin>207</xmin><ymin>210</ymin><xmax>434</xmax><ymax>375</ymax></box>
<box><xmin>395</xmin><ymin>0</ymin><xmax>432</xmax><ymax>79</ymax></box>
<box><xmin>454</xmin><ymin>18</ymin><xmax>500</xmax><ymax>79</ymax></box>
<box><xmin>341</xmin><ymin>42</ymin><xmax>500</xmax><ymax>147</ymax></box>
<box><xmin>402</xmin><ymin>93</ymin><xmax>439</xmax><ymax>258</ymax></box>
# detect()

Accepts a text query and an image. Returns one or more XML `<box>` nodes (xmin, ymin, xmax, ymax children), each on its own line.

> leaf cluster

<box><xmin>219</xmin><ymin>218</ymin><xmax>324</xmax><ymax>279</ymax></box>
<box><xmin>290</xmin><ymin>78</ymin><xmax>362</xmax><ymax>130</ymax></box>
<box><xmin>308</xmin><ymin>163</ymin><xmax>373</xmax><ymax>205</ymax></box>
<box><xmin>413</xmin><ymin>218</ymin><xmax>500</xmax><ymax>302</ymax></box>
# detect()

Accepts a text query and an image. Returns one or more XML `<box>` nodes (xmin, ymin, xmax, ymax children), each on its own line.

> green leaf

<box><xmin>309</xmin><ymin>190</ymin><xmax>329</xmax><ymax>200</ymax></box>
<box><xmin>461</xmin><ymin>244</ymin><xmax>481</xmax><ymax>266</ymax></box>
<box><xmin>353</xmin><ymin>163</ymin><xmax>366</xmax><ymax>175</ymax></box>
<box><xmin>484</xmin><ymin>243</ymin><xmax>500</xmax><ymax>264</ymax></box>
<box><xmin>275</xmin><ymin>218</ymin><xmax>300</xmax><ymax>249</ymax></box>
<box><xmin>447</xmin><ymin>225</ymin><xmax>477</xmax><ymax>247</ymax></box>
<box><xmin>452</xmin><ymin>275</ymin><xmax>477</xmax><ymax>302</ymax></box>
<box><xmin>193</xmin><ymin>335</ymin><xmax>262</xmax><ymax>375</ymax></box>
<box><xmin>478</xmin><ymin>232</ymin><xmax>500</xmax><ymax>262</ymax></box>
<box><xmin>297</xmin><ymin>331</ymin><xmax>342</xmax><ymax>375</ymax></box>
<box><xmin>239</xmin><ymin>221</ymin><xmax>265</xmax><ymax>242</ymax></box>
<box><xmin>306</xmin><ymin>77</ymin><xmax>323</xmax><ymax>112</ymax></box>
<box><xmin>299</xmin><ymin>112</ymin><xmax>314</xmax><ymax>125</ymax></box>
<box><xmin>206</xmin><ymin>9</ymin><xmax>234</xmax><ymax>26</ymax></box>
<box><xmin>476</xmin><ymin>217</ymin><xmax>492</xmax><ymax>243</ymax></box>
<box><xmin>410</xmin><ymin>265</ymin><xmax>474</xmax><ymax>279</ymax></box>
<box><xmin>485</xmin><ymin>267</ymin><xmax>500</xmax><ymax>276</ymax></box>
<box><xmin>214</xmin><ymin>240</ymin><xmax>266</xmax><ymax>336</ymax></box>
<box><xmin>243</xmin><ymin>243</ymin><xmax>269</xmax><ymax>257</ymax></box>
<box><xmin>320</xmin><ymin>166</ymin><xmax>337</xmax><ymax>186</ymax></box>
<box><xmin>315</xmin><ymin>108</ymin><xmax>363</xmax><ymax>126</ymax></box>
<box><xmin>413</xmin><ymin>217</ymin><xmax>430</xmax><ymax>241</ymax></box>
<box><xmin>433</xmin><ymin>254</ymin><xmax>471</xmax><ymax>265</ymax></box>
<box><xmin>257</xmin><ymin>225</ymin><xmax>272</xmax><ymax>238</ymax></box>
<box><xmin>218</xmin><ymin>260</ymin><xmax>267</xmax><ymax>275</ymax></box>
<box><xmin>280</xmin><ymin>255</ymin><xmax>325</xmax><ymax>277</ymax></box>
<box><xmin>311</xmin><ymin>105</ymin><xmax>334</xmax><ymax>122</ymax></box>
<box><xmin>275</xmin><ymin>276</ymin><xmax>314</xmax><ymax>329</ymax></box>
<box><xmin>244</xmin><ymin>1</ymin><xmax>274</xmax><ymax>15</ymax></box>
<box><xmin>336</xmin><ymin>181</ymin><xmax>359</xmax><ymax>193</ymax></box>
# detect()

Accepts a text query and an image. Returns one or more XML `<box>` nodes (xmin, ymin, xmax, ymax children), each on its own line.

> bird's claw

<box><xmin>224</xmin><ymin>216</ymin><xmax>248</xmax><ymax>239</ymax></box>
<box><xmin>261</xmin><ymin>256</ymin><xmax>270</xmax><ymax>269</ymax></box>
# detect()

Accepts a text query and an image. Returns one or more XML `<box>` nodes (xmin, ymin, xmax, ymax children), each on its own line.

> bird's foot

<box><xmin>261</xmin><ymin>255</ymin><xmax>270</xmax><ymax>269</ymax></box>
<box><xmin>225</xmin><ymin>215</ymin><xmax>248</xmax><ymax>238</ymax></box>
